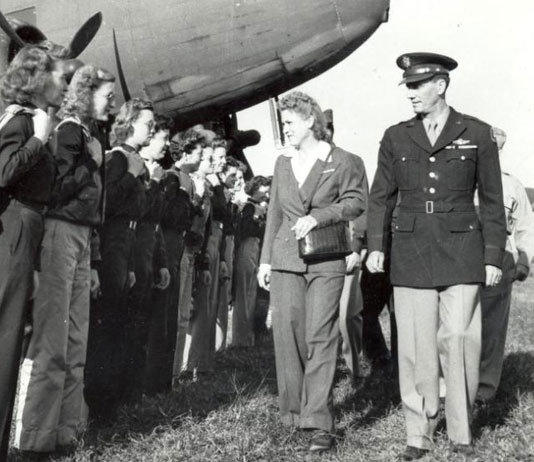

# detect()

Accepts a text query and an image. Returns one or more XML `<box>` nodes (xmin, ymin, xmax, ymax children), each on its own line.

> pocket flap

<box><xmin>448</xmin><ymin>213</ymin><xmax>481</xmax><ymax>232</ymax></box>
<box><xmin>394</xmin><ymin>213</ymin><xmax>415</xmax><ymax>232</ymax></box>
<box><xmin>446</xmin><ymin>150</ymin><xmax>476</xmax><ymax>161</ymax></box>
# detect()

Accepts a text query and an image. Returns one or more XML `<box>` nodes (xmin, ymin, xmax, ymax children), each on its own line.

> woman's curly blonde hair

<box><xmin>1</xmin><ymin>46</ymin><xmax>57</xmax><ymax>105</ymax></box>
<box><xmin>110</xmin><ymin>97</ymin><xmax>154</xmax><ymax>147</ymax></box>
<box><xmin>278</xmin><ymin>91</ymin><xmax>327</xmax><ymax>141</ymax></box>
<box><xmin>59</xmin><ymin>65</ymin><xmax>115</xmax><ymax>121</ymax></box>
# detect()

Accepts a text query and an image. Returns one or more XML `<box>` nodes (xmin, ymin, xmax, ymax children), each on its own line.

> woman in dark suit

<box><xmin>0</xmin><ymin>45</ymin><xmax>68</xmax><ymax>460</ymax></box>
<box><xmin>257</xmin><ymin>91</ymin><xmax>367</xmax><ymax>452</ymax></box>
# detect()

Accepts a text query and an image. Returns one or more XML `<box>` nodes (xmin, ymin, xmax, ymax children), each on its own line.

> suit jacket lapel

<box><xmin>281</xmin><ymin>156</ymin><xmax>307</xmax><ymax>215</ymax></box>
<box><xmin>432</xmin><ymin>107</ymin><xmax>467</xmax><ymax>153</ymax></box>
<box><xmin>407</xmin><ymin>118</ymin><xmax>432</xmax><ymax>153</ymax></box>
<box><xmin>299</xmin><ymin>159</ymin><xmax>324</xmax><ymax>210</ymax></box>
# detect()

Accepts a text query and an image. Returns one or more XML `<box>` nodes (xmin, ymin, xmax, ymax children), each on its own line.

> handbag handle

<box><xmin>304</xmin><ymin>147</ymin><xmax>334</xmax><ymax>214</ymax></box>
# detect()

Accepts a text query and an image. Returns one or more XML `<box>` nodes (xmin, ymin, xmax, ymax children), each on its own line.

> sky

<box><xmin>237</xmin><ymin>0</ymin><xmax>534</xmax><ymax>187</ymax></box>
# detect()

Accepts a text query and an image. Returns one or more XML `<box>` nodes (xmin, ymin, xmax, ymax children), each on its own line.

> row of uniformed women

<box><xmin>0</xmin><ymin>46</ymin><xmax>115</xmax><ymax>457</ymax></box>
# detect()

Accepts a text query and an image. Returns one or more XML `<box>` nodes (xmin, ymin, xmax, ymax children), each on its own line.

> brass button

<box><xmin>429</xmin><ymin>172</ymin><xmax>436</xmax><ymax>179</ymax></box>
<box><xmin>402</xmin><ymin>156</ymin><xmax>406</xmax><ymax>161</ymax></box>
<box><xmin>461</xmin><ymin>155</ymin><xmax>466</xmax><ymax>160</ymax></box>
<box><xmin>469</xmin><ymin>225</ymin><xmax>474</xmax><ymax>230</ymax></box>
<box><xmin>429</xmin><ymin>187</ymin><xmax>436</xmax><ymax>194</ymax></box>
<box><xmin>429</xmin><ymin>157</ymin><xmax>436</xmax><ymax>163</ymax></box>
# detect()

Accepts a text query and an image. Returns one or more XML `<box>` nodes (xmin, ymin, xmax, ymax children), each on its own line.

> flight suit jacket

<box><xmin>260</xmin><ymin>146</ymin><xmax>366</xmax><ymax>273</ymax></box>
<box><xmin>367</xmin><ymin>107</ymin><xmax>506</xmax><ymax>288</ymax></box>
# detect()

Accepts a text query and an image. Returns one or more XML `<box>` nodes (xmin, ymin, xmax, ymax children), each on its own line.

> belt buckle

<box><xmin>425</xmin><ymin>201</ymin><xmax>434</xmax><ymax>214</ymax></box>
<box><xmin>129</xmin><ymin>220</ymin><xmax>137</xmax><ymax>230</ymax></box>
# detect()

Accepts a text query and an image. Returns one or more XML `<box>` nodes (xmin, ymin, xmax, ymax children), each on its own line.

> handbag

<box><xmin>297</xmin><ymin>149</ymin><xmax>352</xmax><ymax>262</ymax></box>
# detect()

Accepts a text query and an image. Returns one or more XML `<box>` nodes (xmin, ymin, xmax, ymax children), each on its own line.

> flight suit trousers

<box><xmin>232</xmin><ymin>237</ymin><xmax>260</xmax><ymax>347</ymax></box>
<box><xmin>478</xmin><ymin>277</ymin><xmax>513</xmax><ymax>402</ymax></box>
<box><xmin>215</xmin><ymin>234</ymin><xmax>234</xmax><ymax>351</ymax></box>
<box><xmin>15</xmin><ymin>218</ymin><xmax>91</xmax><ymax>452</ymax></box>
<box><xmin>85</xmin><ymin>221</ymin><xmax>135</xmax><ymax>415</ymax></box>
<box><xmin>394</xmin><ymin>285</ymin><xmax>481</xmax><ymax>450</ymax></box>
<box><xmin>172</xmin><ymin>244</ymin><xmax>196</xmax><ymax>377</ymax></box>
<box><xmin>126</xmin><ymin>222</ymin><xmax>157</xmax><ymax>398</ymax></box>
<box><xmin>360</xmin><ymin>265</ymin><xmax>396</xmax><ymax>363</ymax></box>
<box><xmin>270</xmin><ymin>270</ymin><xmax>345</xmax><ymax>433</ymax></box>
<box><xmin>0</xmin><ymin>201</ymin><xmax>43</xmax><ymax>461</ymax></box>
<box><xmin>187</xmin><ymin>225</ymin><xmax>222</xmax><ymax>371</ymax></box>
<box><xmin>145</xmin><ymin>229</ymin><xmax>184</xmax><ymax>394</ymax></box>
<box><xmin>339</xmin><ymin>267</ymin><xmax>363</xmax><ymax>377</ymax></box>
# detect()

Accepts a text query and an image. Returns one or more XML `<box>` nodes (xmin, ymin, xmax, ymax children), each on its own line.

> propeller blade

<box><xmin>113</xmin><ymin>29</ymin><xmax>131</xmax><ymax>101</ymax></box>
<box><xmin>67</xmin><ymin>12</ymin><xmax>102</xmax><ymax>58</ymax></box>
<box><xmin>0</xmin><ymin>10</ymin><xmax>26</xmax><ymax>48</ymax></box>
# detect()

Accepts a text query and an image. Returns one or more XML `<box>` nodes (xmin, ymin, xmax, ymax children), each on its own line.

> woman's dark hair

<box><xmin>169</xmin><ymin>128</ymin><xmax>205</xmax><ymax>161</ymax></box>
<box><xmin>244</xmin><ymin>175</ymin><xmax>270</xmax><ymax>196</ymax></box>
<box><xmin>278</xmin><ymin>91</ymin><xmax>327</xmax><ymax>141</ymax></box>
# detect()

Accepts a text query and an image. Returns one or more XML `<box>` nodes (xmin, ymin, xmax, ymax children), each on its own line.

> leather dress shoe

<box><xmin>399</xmin><ymin>445</ymin><xmax>429</xmax><ymax>461</ymax></box>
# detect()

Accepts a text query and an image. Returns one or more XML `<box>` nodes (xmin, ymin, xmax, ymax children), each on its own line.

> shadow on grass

<box><xmin>335</xmin><ymin>360</ymin><xmax>401</xmax><ymax>433</ymax></box>
<box><xmin>472</xmin><ymin>350</ymin><xmax>534</xmax><ymax>437</ymax></box>
<box><xmin>82</xmin><ymin>333</ymin><xmax>279</xmax><ymax>447</ymax></box>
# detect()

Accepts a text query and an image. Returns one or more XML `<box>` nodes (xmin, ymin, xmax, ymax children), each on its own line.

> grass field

<box><xmin>10</xmin><ymin>278</ymin><xmax>534</xmax><ymax>462</ymax></box>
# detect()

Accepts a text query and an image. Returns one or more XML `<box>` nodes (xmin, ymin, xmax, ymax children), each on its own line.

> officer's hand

<box><xmin>291</xmin><ymin>215</ymin><xmax>318</xmax><ymax>240</ymax></box>
<box><xmin>257</xmin><ymin>263</ymin><xmax>271</xmax><ymax>291</ymax></box>
<box><xmin>32</xmin><ymin>108</ymin><xmax>52</xmax><ymax>142</ymax></box>
<box><xmin>366</xmin><ymin>251</ymin><xmax>385</xmax><ymax>273</ymax></box>
<box><xmin>345</xmin><ymin>252</ymin><xmax>361</xmax><ymax>274</ymax></box>
<box><xmin>128</xmin><ymin>271</ymin><xmax>136</xmax><ymax>288</ymax></box>
<box><xmin>155</xmin><ymin>267</ymin><xmax>171</xmax><ymax>290</ymax></box>
<box><xmin>485</xmin><ymin>265</ymin><xmax>502</xmax><ymax>287</ymax></box>
<box><xmin>90</xmin><ymin>269</ymin><xmax>101</xmax><ymax>298</ymax></box>
<box><xmin>514</xmin><ymin>263</ymin><xmax>530</xmax><ymax>282</ymax></box>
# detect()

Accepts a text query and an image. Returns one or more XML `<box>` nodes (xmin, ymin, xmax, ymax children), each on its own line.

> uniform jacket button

<box><xmin>461</xmin><ymin>155</ymin><xmax>466</xmax><ymax>160</ymax></box>
<box><xmin>429</xmin><ymin>187</ymin><xmax>436</xmax><ymax>194</ymax></box>
<box><xmin>429</xmin><ymin>172</ymin><xmax>436</xmax><ymax>178</ymax></box>
<box><xmin>429</xmin><ymin>157</ymin><xmax>436</xmax><ymax>163</ymax></box>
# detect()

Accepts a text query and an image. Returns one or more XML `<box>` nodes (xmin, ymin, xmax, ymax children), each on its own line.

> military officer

<box><xmin>366</xmin><ymin>52</ymin><xmax>506</xmax><ymax>460</ymax></box>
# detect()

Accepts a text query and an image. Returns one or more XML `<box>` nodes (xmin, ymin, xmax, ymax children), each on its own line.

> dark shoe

<box><xmin>399</xmin><ymin>445</ymin><xmax>429</xmax><ymax>461</ymax></box>
<box><xmin>308</xmin><ymin>430</ymin><xmax>334</xmax><ymax>453</ymax></box>
<box><xmin>452</xmin><ymin>443</ymin><xmax>475</xmax><ymax>456</ymax></box>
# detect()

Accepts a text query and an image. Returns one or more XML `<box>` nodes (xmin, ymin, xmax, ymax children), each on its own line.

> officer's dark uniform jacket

<box><xmin>367</xmin><ymin>107</ymin><xmax>506</xmax><ymax>288</ymax></box>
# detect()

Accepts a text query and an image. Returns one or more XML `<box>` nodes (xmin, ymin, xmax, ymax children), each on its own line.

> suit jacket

<box><xmin>260</xmin><ymin>146</ymin><xmax>367</xmax><ymax>273</ymax></box>
<box><xmin>367</xmin><ymin>107</ymin><xmax>506</xmax><ymax>288</ymax></box>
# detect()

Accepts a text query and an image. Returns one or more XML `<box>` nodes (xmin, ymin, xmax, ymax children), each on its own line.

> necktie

<box><xmin>426</xmin><ymin>120</ymin><xmax>438</xmax><ymax>146</ymax></box>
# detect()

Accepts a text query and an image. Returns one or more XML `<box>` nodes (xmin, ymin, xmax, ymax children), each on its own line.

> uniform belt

<box><xmin>138</xmin><ymin>221</ymin><xmax>160</xmax><ymax>232</ymax></box>
<box><xmin>15</xmin><ymin>198</ymin><xmax>48</xmax><ymax>215</ymax></box>
<box><xmin>400</xmin><ymin>201</ymin><xmax>475</xmax><ymax>214</ymax></box>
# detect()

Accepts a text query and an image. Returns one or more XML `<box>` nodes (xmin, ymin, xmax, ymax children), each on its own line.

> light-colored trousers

<box><xmin>394</xmin><ymin>284</ymin><xmax>481</xmax><ymax>450</ymax></box>
<box><xmin>339</xmin><ymin>268</ymin><xmax>363</xmax><ymax>377</ymax></box>
<box><xmin>271</xmin><ymin>270</ymin><xmax>345</xmax><ymax>433</ymax></box>
<box><xmin>16</xmin><ymin>218</ymin><xmax>91</xmax><ymax>452</ymax></box>
<box><xmin>232</xmin><ymin>237</ymin><xmax>260</xmax><ymax>347</ymax></box>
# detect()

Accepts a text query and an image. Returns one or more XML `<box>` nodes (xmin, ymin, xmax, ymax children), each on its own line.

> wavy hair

<box><xmin>169</xmin><ymin>128</ymin><xmax>205</xmax><ymax>161</ymax></box>
<box><xmin>0</xmin><ymin>46</ymin><xmax>58</xmax><ymax>105</ymax></box>
<box><xmin>278</xmin><ymin>91</ymin><xmax>327</xmax><ymax>141</ymax></box>
<box><xmin>58</xmin><ymin>65</ymin><xmax>115</xmax><ymax>121</ymax></box>
<box><xmin>244</xmin><ymin>175</ymin><xmax>270</xmax><ymax>196</ymax></box>
<box><xmin>110</xmin><ymin>97</ymin><xmax>154</xmax><ymax>147</ymax></box>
